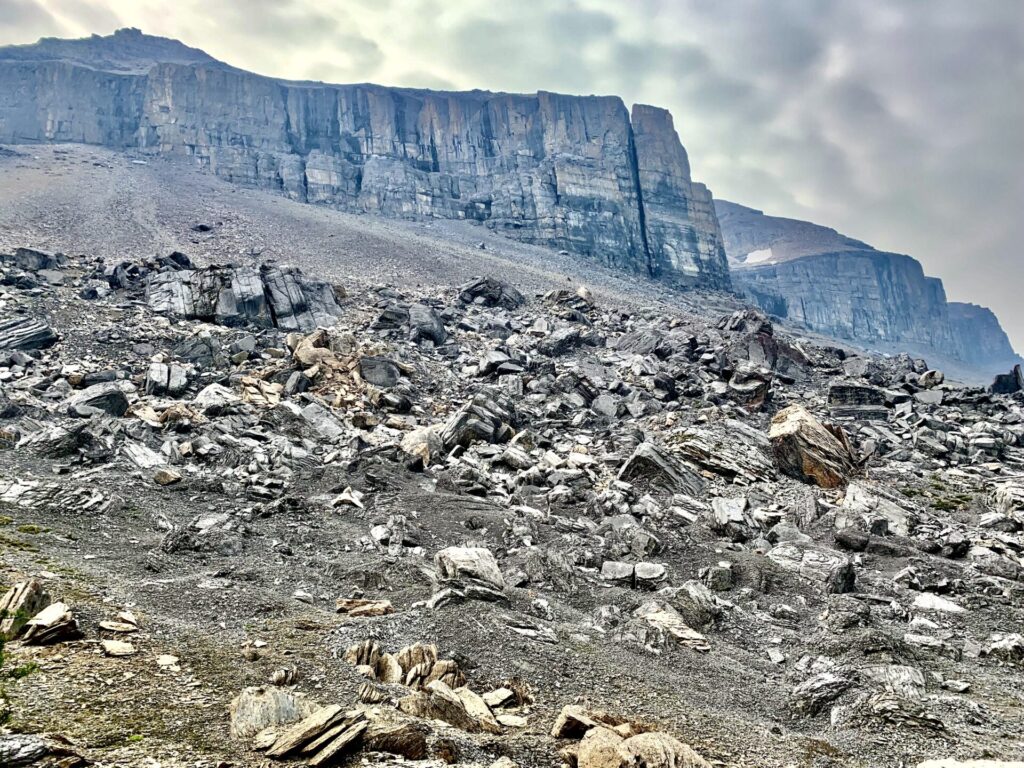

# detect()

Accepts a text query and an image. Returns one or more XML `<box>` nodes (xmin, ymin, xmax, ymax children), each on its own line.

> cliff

<box><xmin>717</xmin><ymin>200</ymin><xmax>1020</xmax><ymax>376</ymax></box>
<box><xmin>0</xmin><ymin>29</ymin><xmax>730</xmax><ymax>289</ymax></box>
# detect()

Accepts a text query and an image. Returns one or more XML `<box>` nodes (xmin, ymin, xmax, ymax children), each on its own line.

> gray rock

<box><xmin>619</xmin><ymin>442</ymin><xmax>706</xmax><ymax>497</ymax></box>
<box><xmin>147</xmin><ymin>263</ymin><xmax>342</xmax><ymax>331</ymax></box>
<box><xmin>359</xmin><ymin>356</ymin><xmax>400</xmax><ymax>388</ymax></box>
<box><xmin>145</xmin><ymin>362</ymin><xmax>188</xmax><ymax>396</ymax></box>
<box><xmin>458</xmin><ymin>277</ymin><xmax>525</xmax><ymax>309</ymax></box>
<box><xmin>408</xmin><ymin>303</ymin><xmax>447</xmax><ymax>345</ymax></box>
<box><xmin>0</xmin><ymin>317</ymin><xmax>58</xmax><ymax>350</ymax></box>
<box><xmin>65</xmin><ymin>382</ymin><xmax>128</xmax><ymax>417</ymax></box>
<box><xmin>435</xmin><ymin>547</ymin><xmax>505</xmax><ymax>590</ymax></box>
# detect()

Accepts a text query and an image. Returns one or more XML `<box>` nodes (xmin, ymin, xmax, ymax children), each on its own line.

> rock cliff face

<box><xmin>0</xmin><ymin>29</ymin><xmax>730</xmax><ymax>289</ymax></box>
<box><xmin>716</xmin><ymin>200</ymin><xmax>1020</xmax><ymax>376</ymax></box>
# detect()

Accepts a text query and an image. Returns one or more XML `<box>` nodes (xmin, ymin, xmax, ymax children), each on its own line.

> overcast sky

<box><xmin>3</xmin><ymin>0</ymin><xmax>1023</xmax><ymax>348</ymax></box>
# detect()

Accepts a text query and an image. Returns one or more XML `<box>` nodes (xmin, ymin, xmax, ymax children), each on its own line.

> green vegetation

<box><xmin>6</xmin><ymin>662</ymin><xmax>39</xmax><ymax>680</ymax></box>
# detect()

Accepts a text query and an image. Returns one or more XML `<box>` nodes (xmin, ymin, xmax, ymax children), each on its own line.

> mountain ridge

<box><xmin>715</xmin><ymin>199</ymin><xmax>1021</xmax><ymax>377</ymax></box>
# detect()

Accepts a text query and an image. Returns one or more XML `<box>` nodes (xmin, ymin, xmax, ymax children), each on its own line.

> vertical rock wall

<box><xmin>0</xmin><ymin>38</ymin><xmax>731</xmax><ymax>289</ymax></box>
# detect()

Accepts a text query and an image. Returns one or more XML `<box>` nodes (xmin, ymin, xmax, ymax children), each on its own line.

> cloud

<box><xmin>0</xmin><ymin>0</ymin><xmax>65</xmax><ymax>43</ymax></box>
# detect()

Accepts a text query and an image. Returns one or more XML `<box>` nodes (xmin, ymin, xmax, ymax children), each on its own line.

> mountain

<box><xmin>0</xmin><ymin>29</ymin><xmax>730</xmax><ymax>290</ymax></box>
<box><xmin>716</xmin><ymin>200</ymin><xmax>1020</xmax><ymax>378</ymax></box>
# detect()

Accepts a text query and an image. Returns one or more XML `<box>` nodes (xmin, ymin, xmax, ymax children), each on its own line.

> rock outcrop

<box><xmin>716</xmin><ymin>200</ymin><xmax>1020</xmax><ymax>378</ymax></box>
<box><xmin>0</xmin><ymin>29</ymin><xmax>731</xmax><ymax>290</ymax></box>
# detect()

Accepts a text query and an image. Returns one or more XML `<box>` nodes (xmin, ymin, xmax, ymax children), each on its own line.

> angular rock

<box><xmin>229</xmin><ymin>687</ymin><xmax>316</xmax><ymax>740</ymax></box>
<box><xmin>769</xmin><ymin>405</ymin><xmax>856</xmax><ymax>488</ymax></box>
<box><xmin>0</xmin><ymin>580</ymin><xmax>50</xmax><ymax>640</ymax></box>
<box><xmin>618</xmin><ymin>442</ymin><xmax>705</xmax><ymax>497</ymax></box>
<box><xmin>64</xmin><ymin>382</ymin><xmax>129</xmax><ymax>417</ymax></box>
<box><xmin>435</xmin><ymin>547</ymin><xmax>505</xmax><ymax>590</ymax></box>
<box><xmin>408</xmin><ymin>303</ymin><xmax>447</xmax><ymax>345</ymax></box>
<box><xmin>0</xmin><ymin>316</ymin><xmax>58</xmax><ymax>350</ymax></box>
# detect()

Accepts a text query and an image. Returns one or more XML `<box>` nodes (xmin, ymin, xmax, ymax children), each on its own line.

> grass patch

<box><xmin>15</xmin><ymin>524</ymin><xmax>46</xmax><ymax>535</ymax></box>
<box><xmin>0</xmin><ymin>534</ymin><xmax>38</xmax><ymax>553</ymax></box>
<box><xmin>6</xmin><ymin>662</ymin><xmax>39</xmax><ymax>680</ymax></box>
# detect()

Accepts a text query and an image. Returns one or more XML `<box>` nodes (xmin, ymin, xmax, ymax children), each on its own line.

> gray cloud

<box><xmin>0</xmin><ymin>0</ymin><xmax>65</xmax><ymax>42</ymax></box>
<box><xmin>3</xmin><ymin>0</ymin><xmax>1023</xmax><ymax>350</ymax></box>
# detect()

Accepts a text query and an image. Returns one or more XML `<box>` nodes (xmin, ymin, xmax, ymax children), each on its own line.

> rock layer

<box><xmin>0</xmin><ymin>29</ymin><xmax>730</xmax><ymax>290</ymax></box>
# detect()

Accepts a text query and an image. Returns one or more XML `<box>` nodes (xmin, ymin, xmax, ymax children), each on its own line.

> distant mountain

<box><xmin>0</xmin><ymin>29</ymin><xmax>730</xmax><ymax>290</ymax></box>
<box><xmin>715</xmin><ymin>199</ymin><xmax>872</xmax><ymax>266</ymax></box>
<box><xmin>716</xmin><ymin>200</ymin><xmax>1020</xmax><ymax>379</ymax></box>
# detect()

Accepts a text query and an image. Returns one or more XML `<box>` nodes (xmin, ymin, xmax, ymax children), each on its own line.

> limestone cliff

<box><xmin>0</xmin><ymin>29</ymin><xmax>730</xmax><ymax>289</ymax></box>
<box><xmin>716</xmin><ymin>200</ymin><xmax>1020</xmax><ymax>376</ymax></box>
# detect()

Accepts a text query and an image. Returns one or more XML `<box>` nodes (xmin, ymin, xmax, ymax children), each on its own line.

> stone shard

<box><xmin>769</xmin><ymin>405</ymin><xmax>856</xmax><ymax>488</ymax></box>
<box><xmin>265</xmin><ymin>704</ymin><xmax>345</xmax><ymax>757</ymax></box>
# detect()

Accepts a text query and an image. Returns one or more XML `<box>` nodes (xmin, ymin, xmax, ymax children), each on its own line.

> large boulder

<box><xmin>458</xmin><ymin>277</ymin><xmax>525</xmax><ymax>309</ymax></box>
<box><xmin>991</xmin><ymin>365</ymin><xmax>1024</xmax><ymax>395</ymax></box>
<box><xmin>147</xmin><ymin>263</ymin><xmax>342</xmax><ymax>331</ymax></box>
<box><xmin>769</xmin><ymin>405</ymin><xmax>856</xmax><ymax>488</ymax></box>
<box><xmin>576</xmin><ymin>726</ymin><xmax>711</xmax><ymax>768</ymax></box>
<box><xmin>435</xmin><ymin>547</ymin><xmax>505</xmax><ymax>590</ymax></box>
<box><xmin>229</xmin><ymin>686</ymin><xmax>316</xmax><ymax>740</ymax></box>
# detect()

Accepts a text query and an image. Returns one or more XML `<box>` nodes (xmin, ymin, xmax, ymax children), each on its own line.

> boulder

<box><xmin>65</xmin><ymin>382</ymin><xmax>129</xmax><ymax>417</ymax></box>
<box><xmin>408</xmin><ymin>303</ymin><xmax>447</xmax><ymax>345</ymax></box>
<box><xmin>147</xmin><ymin>263</ymin><xmax>342</xmax><ymax>331</ymax></box>
<box><xmin>435</xmin><ymin>547</ymin><xmax>505</xmax><ymax>590</ymax></box>
<box><xmin>618</xmin><ymin>442</ymin><xmax>705</xmax><ymax>497</ymax></box>
<box><xmin>991</xmin><ymin>365</ymin><xmax>1024</xmax><ymax>395</ymax></box>
<box><xmin>769</xmin><ymin>405</ymin><xmax>856</xmax><ymax>488</ymax></box>
<box><xmin>828</xmin><ymin>382</ymin><xmax>889</xmax><ymax>420</ymax></box>
<box><xmin>458</xmin><ymin>277</ymin><xmax>526</xmax><ymax>309</ymax></box>
<box><xmin>0</xmin><ymin>317</ymin><xmax>58</xmax><ymax>350</ymax></box>
<box><xmin>0</xmin><ymin>580</ymin><xmax>50</xmax><ymax>640</ymax></box>
<box><xmin>359</xmin><ymin>356</ymin><xmax>401</xmax><ymax>388</ymax></box>
<box><xmin>229</xmin><ymin>686</ymin><xmax>316</xmax><ymax>740</ymax></box>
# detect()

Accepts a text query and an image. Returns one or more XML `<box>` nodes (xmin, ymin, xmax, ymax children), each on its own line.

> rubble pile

<box><xmin>1</xmin><ymin>246</ymin><xmax>1023</xmax><ymax>767</ymax></box>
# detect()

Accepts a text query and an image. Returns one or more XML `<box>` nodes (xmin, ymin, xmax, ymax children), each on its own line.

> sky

<box><xmin>2</xmin><ymin>0</ymin><xmax>1023</xmax><ymax>349</ymax></box>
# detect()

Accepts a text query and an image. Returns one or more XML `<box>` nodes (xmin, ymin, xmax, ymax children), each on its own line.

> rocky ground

<box><xmin>0</xmin><ymin>144</ymin><xmax>1022</xmax><ymax>768</ymax></box>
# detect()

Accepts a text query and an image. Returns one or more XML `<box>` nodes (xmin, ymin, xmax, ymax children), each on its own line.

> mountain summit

<box><xmin>0</xmin><ymin>27</ymin><xmax>222</xmax><ymax>73</ymax></box>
